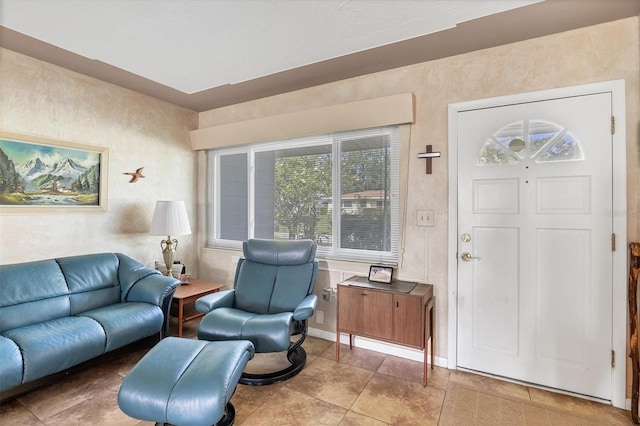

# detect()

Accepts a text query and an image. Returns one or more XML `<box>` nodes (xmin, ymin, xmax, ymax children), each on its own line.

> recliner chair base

<box><xmin>239</xmin><ymin>345</ymin><xmax>307</xmax><ymax>386</ymax></box>
<box><xmin>240</xmin><ymin>329</ymin><xmax>307</xmax><ymax>386</ymax></box>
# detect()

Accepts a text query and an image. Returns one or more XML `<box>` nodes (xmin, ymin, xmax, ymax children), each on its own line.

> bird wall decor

<box><xmin>123</xmin><ymin>167</ymin><xmax>145</xmax><ymax>183</ymax></box>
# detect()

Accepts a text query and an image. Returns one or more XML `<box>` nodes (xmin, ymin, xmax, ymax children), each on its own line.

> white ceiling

<box><xmin>0</xmin><ymin>0</ymin><xmax>540</xmax><ymax>95</ymax></box>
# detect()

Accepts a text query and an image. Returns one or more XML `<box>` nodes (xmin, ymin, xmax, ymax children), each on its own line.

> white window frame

<box><xmin>206</xmin><ymin>126</ymin><xmax>399</xmax><ymax>264</ymax></box>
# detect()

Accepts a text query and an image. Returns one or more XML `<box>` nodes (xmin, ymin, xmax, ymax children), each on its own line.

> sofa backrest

<box><xmin>0</xmin><ymin>259</ymin><xmax>70</xmax><ymax>333</ymax></box>
<box><xmin>0</xmin><ymin>253</ymin><xmax>124</xmax><ymax>332</ymax></box>
<box><xmin>233</xmin><ymin>239</ymin><xmax>318</xmax><ymax>314</ymax></box>
<box><xmin>56</xmin><ymin>253</ymin><xmax>121</xmax><ymax>315</ymax></box>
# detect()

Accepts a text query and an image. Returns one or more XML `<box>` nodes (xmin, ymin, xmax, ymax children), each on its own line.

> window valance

<box><xmin>189</xmin><ymin>92</ymin><xmax>414</xmax><ymax>150</ymax></box>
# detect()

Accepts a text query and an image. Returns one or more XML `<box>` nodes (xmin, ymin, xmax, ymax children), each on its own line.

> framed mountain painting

<box><xmin>0</xmin><ymin>131</ymin><xmax>108</xmax><ymax>213</ymax></box>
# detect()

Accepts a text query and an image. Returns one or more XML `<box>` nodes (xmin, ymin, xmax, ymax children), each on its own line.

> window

<box><xmin>207</xmin><ymin>126</ymin><xmax>399</xmax><ymax>263</ymax></box>
<box><xmin>478</xmin><ymin>119</ymin><xmax>583</xmax><ymax>165</ymax></box>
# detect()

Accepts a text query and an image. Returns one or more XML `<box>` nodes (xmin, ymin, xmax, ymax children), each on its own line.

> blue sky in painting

<box><xmin>0</xmin><ymin>138</ymin><xmax>99</xmax><ymax>168</ymax></box>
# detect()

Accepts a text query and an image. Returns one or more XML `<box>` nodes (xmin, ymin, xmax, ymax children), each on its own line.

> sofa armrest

<box><xmin>195</xmin><ymin>290</ymin><xmax>235</xmax><ymax>313</ymax></box>
<box><xmin>126</xmin><ymin>274</ymin><xmax>180</xmax><ymax>306</ymax></box>
<box><xmin>293</xmin><ymin>294</ymin><xmax>317</xmax><ymax>321</ymax></box>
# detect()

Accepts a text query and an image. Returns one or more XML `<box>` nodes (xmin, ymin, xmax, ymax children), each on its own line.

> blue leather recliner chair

<box><xmin>195</xmin><ymin>238</ymin><xmax>318</xmax><ymax>385</ymax></box>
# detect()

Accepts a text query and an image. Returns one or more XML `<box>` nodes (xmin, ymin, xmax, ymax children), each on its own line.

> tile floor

<box><xmin>0</xmin><ymin>318</ymin><xmax>634</xmax><ymax>425</ymax></box>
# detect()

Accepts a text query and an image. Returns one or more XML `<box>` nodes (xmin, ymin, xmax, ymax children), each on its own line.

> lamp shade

<box><xmin>149</xmin><ymin>201</ymin><xmax>192</xmax><ymax>236</ymax></box>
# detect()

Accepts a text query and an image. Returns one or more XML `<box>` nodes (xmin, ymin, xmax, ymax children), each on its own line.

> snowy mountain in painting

<box><xmin>50</xmin><ymin>158</ymin><xmax>86</xmax><ymax>179</ymax></box>
<box><xmin>17</xmin><ymin>157</ymin><xmax>87</xmax><ymax>190</ymax></box>
<box><xmin>17</xmin><ymin>157</ymin><xmax>50</xmax><ymax>179</ymax></box>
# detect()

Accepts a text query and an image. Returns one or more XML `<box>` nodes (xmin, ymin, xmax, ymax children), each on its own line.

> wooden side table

<box><xmin>335</xmin><ymin>276</ymin><xmax>435</xmax><ymax>386</ymax></box>
<box><xmin>171</xmin><ymin>278</ymin><xmax>225</xmax><ymax>337</ymax></box>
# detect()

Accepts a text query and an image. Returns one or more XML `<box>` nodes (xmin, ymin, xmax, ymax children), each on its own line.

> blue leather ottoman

<box><xmin>118</xmin><ymin>337</ymin><xmax>254</xmax><ymax>426</ymax></box>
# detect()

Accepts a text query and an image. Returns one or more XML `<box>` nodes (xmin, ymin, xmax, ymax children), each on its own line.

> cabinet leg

<box><xmin>423</xmin><ymin>296</ymin><xmax>436</xmax><ymax>387</ymax></box>
<box><xmin>336</xmin><ymin>333</ymin><xmax>357</xmax><ymax>361</ymax></box>
<box><xmin>423</xmin><ymin>346</ymin><xmax>428</xmax><ymax>387</ymax></box>
<box><xmin>430</xmin><ymin>298</ymin><xmax>435</xmax><ymax>369</ymax></box>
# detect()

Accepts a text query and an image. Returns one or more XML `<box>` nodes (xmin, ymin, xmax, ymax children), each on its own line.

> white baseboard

<box><xmin>307</xmin><ymin>327</ymin><xmax>448</xmax><ymax>368</ymax></box>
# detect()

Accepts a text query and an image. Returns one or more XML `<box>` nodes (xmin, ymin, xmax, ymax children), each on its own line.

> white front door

<box><xmin>456</xmin><ymin>93</ymin><xmax>613</xmax><ymax>399</ymax></box>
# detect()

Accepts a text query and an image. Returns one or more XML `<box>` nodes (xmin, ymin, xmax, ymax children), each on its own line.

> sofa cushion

<box><xmin>0</xmin><ymin>336</ymin><xmax>23</xmax><ymax>392</ymax></box>
<box><xmin>3</xmin><ymin>317</ymin><xmax>106</xmax><ymax>383</ymax></box>
<box><xmin>0</xmin><ymin>259</ymin><xmax>70</xmax><ymax>332</ymax></box>
<box><xmin>79</xmin><ymin>302</ymin><xmax>164</xmax><ymax>351</ymax></box>
<box><xmin>56</xmin><ymin>253</ymin><xmax>121</xmax><ymax>314</ymax></box>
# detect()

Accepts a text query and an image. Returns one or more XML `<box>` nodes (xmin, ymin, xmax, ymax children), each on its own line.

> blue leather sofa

<box><xmin>0</xmin><ymin>252</ymin><xmax>180</xmax><ymax>394</ymax></box>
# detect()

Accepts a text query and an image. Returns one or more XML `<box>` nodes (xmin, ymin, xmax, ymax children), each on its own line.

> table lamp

<box><xmin>149</xmin><ymin>200</ymin><xmax>191</xmax><ymax>276</ymax></box>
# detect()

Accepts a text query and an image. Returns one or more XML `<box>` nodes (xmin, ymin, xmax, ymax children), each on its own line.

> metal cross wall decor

<box><xmin>417</xmin><ymin>145</ymin><xmax>441</xmax><ymax>174</ymax></box>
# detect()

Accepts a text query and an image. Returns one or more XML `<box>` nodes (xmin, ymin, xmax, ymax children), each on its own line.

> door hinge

<box><xmin>611</xmin><ymin>350</ymin><xmax>615</xmax><ymax>368</ymax></box>
<box><xmin>612</xmin><ymin>233</ymin><xmax>616</xmax><ymax>251</ymax></box>
<box><xmin>611</xmin><ymin>116</ymin><xmax>615</xmax><ymax>135</ymax></box>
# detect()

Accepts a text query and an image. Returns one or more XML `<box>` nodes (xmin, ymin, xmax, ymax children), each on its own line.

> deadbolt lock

<box><xmin>461</xmin><ymin>233</ymin><xmax>471</xmax><ymax>243</ymax></box>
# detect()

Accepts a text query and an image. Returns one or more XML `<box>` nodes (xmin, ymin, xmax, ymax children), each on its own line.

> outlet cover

<box><xmin>316</xmin><ymin>310</ymin><xmax>324</xmax><ymax>324</ymax></box>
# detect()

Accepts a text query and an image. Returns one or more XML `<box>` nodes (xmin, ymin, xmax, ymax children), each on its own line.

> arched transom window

<box><xmin>478</xmin><ymin>119</ymin><xmax>584</xmax><ymax>166</ymax></box>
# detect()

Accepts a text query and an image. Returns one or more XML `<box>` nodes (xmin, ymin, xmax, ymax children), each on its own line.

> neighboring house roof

<box><xmin>341</xmin><ymin>190</ymin><xmax>388</xmax><ymax>200</ymax></box>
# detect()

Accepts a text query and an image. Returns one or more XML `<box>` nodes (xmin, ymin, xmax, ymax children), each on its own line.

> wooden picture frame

<box><xmin>368</xmin><ymin>265</ymin><xmax>393</xmax><ymax>284</ymax></box>
<box><xmin>0</xmin><ymin>131</ymin><xmax>108</xmax><ymax>213</ymax></box>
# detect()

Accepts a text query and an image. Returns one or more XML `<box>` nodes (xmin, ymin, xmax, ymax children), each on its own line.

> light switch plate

<box><xmin>417</xmin><ymin>209</ymin><xmax>434</xmax><ymax>227</ymax></box>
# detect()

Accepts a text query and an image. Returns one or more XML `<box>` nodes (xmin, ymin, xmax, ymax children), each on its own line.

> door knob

<box><xmin>460</xmin><ymin>252</ymin><xmax>480</xmax><ymax>261</ymax></box>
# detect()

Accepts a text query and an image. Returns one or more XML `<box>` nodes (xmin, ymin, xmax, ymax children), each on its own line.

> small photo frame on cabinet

<box><xmin>368</xmin><ymin>265</ymin><xmax>393</xmax><ymax>284</ymax></box>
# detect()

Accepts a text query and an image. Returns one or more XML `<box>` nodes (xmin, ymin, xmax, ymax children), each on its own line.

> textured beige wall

<box><xmin>0</xmin><ymin>14</ymin><xmax>640</xmax><ymax>406</ymax></box>
<box><xmin>198</xmin><ymin>18</ymin><xmax>640</xmax><ymax>363</ymax></box>
<box><xmin>1</xmin><ymin>15</ymin><xmax>636</xmax><ymax>390</ymax></box>
<box><xmin>0</xmin><ymin>48</ymin><xmax>199</xmax><ymax>269</ymax></box>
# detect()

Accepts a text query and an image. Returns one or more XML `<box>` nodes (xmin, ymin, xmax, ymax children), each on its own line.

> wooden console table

<box><xmin>335</xmin><ymin>276</ymin><xmax>435</xmax><ymax>386</ymax></box>
<box><xmin>171</xmin><ymin>278</ymin><xmax>224</xmax><ymax>337</ymax></box>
